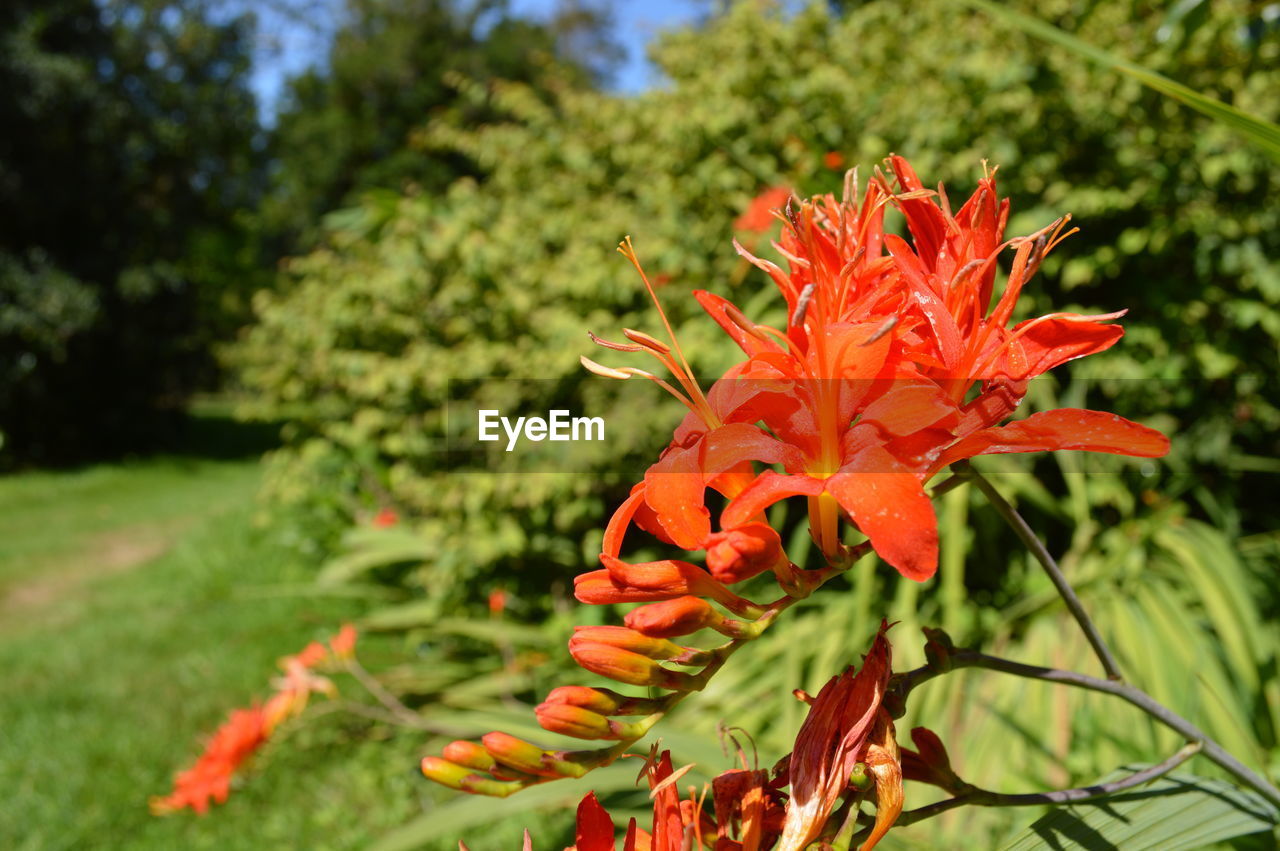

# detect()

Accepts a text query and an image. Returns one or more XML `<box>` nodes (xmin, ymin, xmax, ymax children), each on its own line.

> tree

<box><xmin>262</xmin><ymin>0</ymin><xmax>620</xmax><ymax>250</ymax></box>
<box><xmin>0</xmin><ymin>0</ymin><xmax>265</xmax><ymax>463</ymax></box>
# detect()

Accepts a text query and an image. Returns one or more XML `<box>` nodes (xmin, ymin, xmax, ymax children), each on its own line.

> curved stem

<box><xmin>959</xmin><ymin>462</ymin><xmax>1124</xmax><ymax>681</ymax></box>
<box><xmin>892</xmin><ymin>650</ymin><xmax>1280</xmax><ymax>809</ymax></box>
<box><xmin>866</xmin><ymin>742</ymin><xmax>1202</xmax><ymax>834</ymax></box>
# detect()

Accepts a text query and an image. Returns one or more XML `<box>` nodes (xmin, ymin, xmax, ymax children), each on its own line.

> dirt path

<box><xmin>0</xmin><ymin>518</ymin><xmax>193</xmax><ymax>625</ymax></box>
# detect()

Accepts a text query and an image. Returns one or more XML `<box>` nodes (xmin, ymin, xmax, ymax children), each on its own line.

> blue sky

<box><xmin>247</xmin><ymin>0</ymin><xmax>705</xmax><ymax>119</ymax></box>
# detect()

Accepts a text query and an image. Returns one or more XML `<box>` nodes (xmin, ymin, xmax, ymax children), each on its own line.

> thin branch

<box><xmin>309</xmin><ymin>698</ymin><xmax>440</xmax><ymax>732</ymax></box>
<box><xmin>851</xmin><ymin>742</ymin><xmax>1203</xmax><ymax>841</ymax></box>
<box><xmin>893</xmin><ymin>741</ymin><xmax>1201</xmax><ymax>827</ymax></box>
<box><xmin>344</xmin><ymin>658</ymin><xmax>434</xmax><ymax>730</ymax></box>
<box><xmin>892</xmin><ymin>649</ymin><xmax>1280</xmax><ymax>809</ymax></box>
<box><xmin>959</xmin><ymin>462</ymin><xmax>1124</xmax><ymax>681</ymax></box>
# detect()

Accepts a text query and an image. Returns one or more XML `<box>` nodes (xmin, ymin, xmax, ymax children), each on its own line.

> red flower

<box><xmin>735</xmin><ymin>186</ymin><xmax>792</xmax><ymax>233</ymax></box>
<box><xmin>149</xmin><ymin>707</ymin><xmax>268</xmax><ymax>815</ymax></box>
<box><xmin>593</xmin><ymin>157</ymin><xmax>1168</xmax><ymax>583</ymax></box>
<box><xmin>153</xmin><ymin>625</ymin><xmax>352</xmax><ymax>815</ymax></box>
<box><xmin>371</xmin><ymin>507</ymin><xmax>398</xmax><ymax>528</ymax></box>
<box><xmin>823</xmin><ymin>151</ymin><xmax>845</xmax><ymax>170</ymax></box>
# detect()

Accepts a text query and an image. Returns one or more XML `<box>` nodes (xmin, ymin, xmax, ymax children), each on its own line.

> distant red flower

<box><xmin>328</xmin><ymin>623</ymin><xmax>358</xmax><ymax>659</ymax></box>
<box><xmin>735</xmin><ymin>186</ymin><xmax>791</xmax><ymax>232</ymax></box>
<box><xmin>149</xmin><ymin>707</ymin><xmax>267</xmax><ymax>815</ymax></box>
<box><xmin>153</xmin><ymin>625</ymin><xmax>353</xmax><ymax>815</ymax></box>
<box><xmin>488</xmin><ymin>588</ymin><xmax>508</xmax><ymax>616</ymax></box>
<box><xmin>823</xmin><ymin>151</ymin><xmax>845</xmax><ymax>170</ymax></box>
<box><xmin>371</xmin><ymin>507</ymin><xmax>398</xmax><ymax>528</ymax></box>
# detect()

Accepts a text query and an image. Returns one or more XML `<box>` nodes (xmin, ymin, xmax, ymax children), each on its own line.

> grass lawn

<box><xmin>0</xmin><ymin>445</ymin><xmax>438</xmax><ymax>849</ymax></box>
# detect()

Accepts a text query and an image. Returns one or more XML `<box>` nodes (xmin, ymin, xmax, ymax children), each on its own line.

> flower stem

<box><xmin>871</xmin><ymin>742</ymin><xmax>1202</xmax><ymax>833</ymax></box>
<box><xmin>892</xmin><ymin>649</ymin><xmax>1280</xmax><ymax>809</ymax></box>
<box><xmin>958</xmin><ymin>462</ymin><xmax>1124</xmax><ymax>681</ymax></box>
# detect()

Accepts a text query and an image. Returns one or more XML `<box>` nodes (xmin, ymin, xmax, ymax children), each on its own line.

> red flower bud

<box><xmin>625</xmin><ymin>596</ymin><xmax>734</xmax><ymax>638</ymax></box>
<box><xmin>534</xmin><ymin>703</ymin><xmax>644</xmax><ymax>741</ymax></box>
<box><xmin>597</xmin><ymin>555</ymin><xmax>765</xmax><ymax>618</ymax></box>
<box><xmin>573</xmin><ymin>569</ymin><xmax>685</xmax><ymax>605</ymax></box>
<box><xmin>442</xmin><ymin>740</ymin><xmax>495</xmax><ymax>772</ymax></box>
<box><xmin>704</xmin><ymin>522</ymin><xmax>785</xmax><ymax>583</ymax></box>
<box><xmin>570</xmin><ymin>625</ymin><xmax>708</xmax><ymax>664</ymax></box>
<box><xmin>481</xmin><ymin>732</ymin><xmax>587</xmax><ymax>778</ymax></box>
<box><xmin>901</xmin><ymin>727</ymin><xmax>965</xmax><ymax>793</ymax></box>
<box><xmin>568</xmin><ymin>642</ymin><xmax>701</xmax><ymax>690</ymax></box>
<box><xmin>600</xmin><ymin>555</ymin><xmax>703</xmax><ymax>592</ymax></box>
<box><xmin>542</xmin><ymin>685</ymin><xmax>663</xmax><ymax>716</ymax></box>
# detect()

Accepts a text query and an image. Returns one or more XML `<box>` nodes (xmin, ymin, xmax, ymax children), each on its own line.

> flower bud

<box><xmin>901</xmin><ymin>727</ymin><xmax>966</xmax><ymax>794</ymax></box>
<box><xmin>574</xmin><ymin>570</ymin><xmax>685</xmax><ymax>604</ymax></box>
<box><xmin>534</xmin><ymin>703</ymin><xmax>645</xmax><ymax>741</ymax></box>
<box><xmin>481</xmin><ymin>732</ymin><xmax>588</xmax><ymax>778</ymax></box>
<box><xmin>704</xmin><ymin>522</ymin><xmax>786</xmax><ymax>583</ymax></box>
<box><xmin>922</xmin><ymin>626</ymin><xmax>955</xmax><ymax>673</ymax></box>
<box><xmin>570</xmin><ymin>625</ymin><xmax>709</xmax><ymax>665</ymax></box>
<box><xmin>624</xmin><ymin>596</ymin><xmax>736</xmax><ymax>638</ymax></box>
<box><xmin>420</xmin><ymin>757</ymin><xmax>521</xmax><ymax>796</ymax></box>
<box><xmin>598</xmin><ymin>555</ymin><xmax>765</xmax><ymax>618</ymax></box>
<box><xmin>599</xmin><ymin>555</ymin><xmax>701</xmax><ymax>592</ymax></box>
<box><xmin>420</xmin><ymin>756</ymin><xmax>473</xmax><ymax>789</ymax></box>
<box><xmin>442</xmin><ymin>740</ymin><xmax>495</xmax><ymax>772</ymax></box>
<box><xmin>542</xmin><ymin>685</ymin><xmax>663</xmax><ymax>716</ymax></box>
<box><xmin>568</xmin><ymin>641</ymin><xmax>702</xmax><ymax>690</ymax></box>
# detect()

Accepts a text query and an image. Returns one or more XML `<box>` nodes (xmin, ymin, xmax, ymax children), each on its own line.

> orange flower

<box><xmin>595</xmin><ymin>157</ymin><xmax>1168</xmax><ymax>582</ymax></box>
<box><xmin>149</xmin><ymin>707</ymin><xmax>267</xmax><ymax>815</ymax></box>
<box><xmin>153</xmin><ymin>625</ymin><xmax>351</xmax><ymax>815</ymax></box>
<box><xmin>735</xmin><ymin>186</ymin><xmax>792</xmax><ymax>232</ymax></box>
<box><xmin>371</xmin><ymin>507</ymin><xmax>398</xmax><ymax>528</ymax></box>
<box><xmin>823</xmin><ymin>151</ymin><xmax>845</xmax><ymax>170</ymax></box>
<box><xmin>328</xmin><ymin>623</ymin><xmax>358</xmax><ymax>659</ymax></box>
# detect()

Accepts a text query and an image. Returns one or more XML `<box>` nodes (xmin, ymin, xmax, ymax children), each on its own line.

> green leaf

<box><xmin>317</xmin><ymin>528</ymin><xmax>434</xmax><ymax>585</ymax></box>
<box><xmin>959</xmin><ymin>0</ymin><xmax>1280</xmax><ymax>162</ymax></box>
<box><xmin>1000</xmin><ymin>769</ymin><xmax>1279</xmax><ymax>850</ymax></box>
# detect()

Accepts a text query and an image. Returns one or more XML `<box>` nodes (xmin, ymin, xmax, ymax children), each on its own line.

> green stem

<box><xmin>893</xmin><ymin>650</ymin><xmax>1280</xmax><ymax>809</ymax></box>
<box><xmin>961</xmin><ymin>462</ymin><xmax>1124</xmax><ymax>681</ymax></box>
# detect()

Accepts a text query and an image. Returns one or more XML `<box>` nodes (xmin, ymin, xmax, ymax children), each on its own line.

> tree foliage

<box><xmin>263</xmin><ymin>0</ymin><xmax>621</xmax><ymax>249</ymax></box>
<box><xmin>0</xmin><ymin>0</ymin><xmax>264</xmax><ymax>463</ymax></box>
<box><xmin>232</xmin><ymin>0</ymin><xmax>1277</xmax><ymax>576</ymax></box>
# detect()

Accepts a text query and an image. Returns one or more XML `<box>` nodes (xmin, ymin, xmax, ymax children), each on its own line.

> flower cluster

<box><xmin>421</xmin><ymin>157</ymin><xmax>1169</xmax><ymax>844</ymax></box>
<box><xmin>150</xmin><ymin>624</ymin><xmax>357</xmax><ymax>815</ymax></box>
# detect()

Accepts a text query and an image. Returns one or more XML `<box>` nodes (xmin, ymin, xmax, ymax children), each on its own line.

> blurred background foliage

<box><xmin>3</xmin><ymin>0</ymin><xmax>1279</xmax><ymax>847</ymax></box>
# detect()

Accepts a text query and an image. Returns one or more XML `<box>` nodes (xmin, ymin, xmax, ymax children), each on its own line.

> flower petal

<box><xmin>1002</xmin><ymin>312</ymin><xmax>1126</xmax><ymax>378</ymax></box>
<box><xmin>827</xmin><ymin>448</ymin><xmax>938</xmax><ymax>581</ymax></box>
<box><xmin>721</xmin><ymin>471</ymin><xmax>824</xmax><ymax>530</ymax></box>
<box><xmin>933</xmin><ymin>408</ymin><xmax>1170</xmax><ymax>472</ymax></box>
<box><xmin>575</xmin><ymin>792</ymin><xmax>617</xmax><ymax>851</ymax></box>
